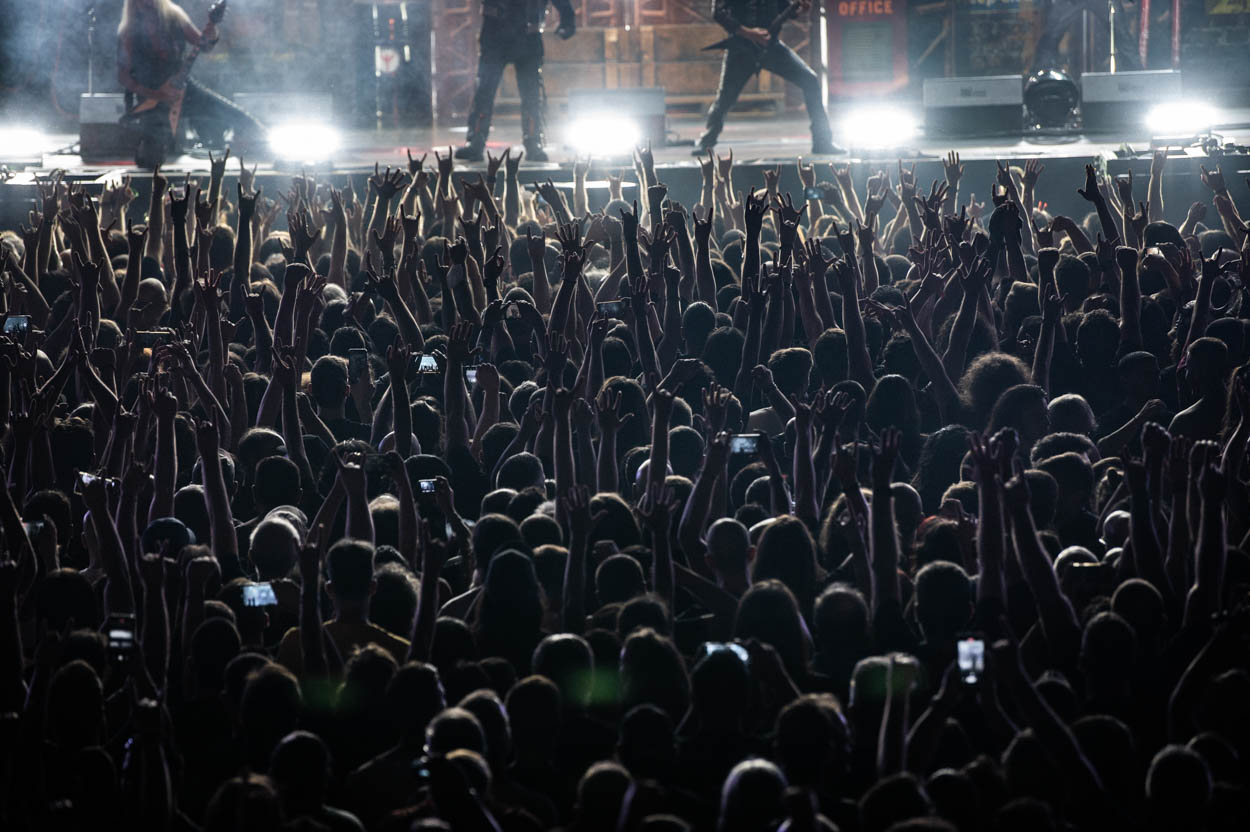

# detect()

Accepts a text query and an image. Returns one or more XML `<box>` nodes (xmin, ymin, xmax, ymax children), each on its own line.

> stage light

<box><xmin>564</xmin><ymin>114</ymin><xmax>642</xmax><ymax>157</ymax></box>
<box><xmin>1144</xmin><ymin>101</ymin><xmax>1219</xmax><ymax>135</ymax></box>
<box><xmin>268</xmin><ymin>121</ymin><xmax>342</xmax><ymax>164</ymax></box>
<box><xmin>838</xmin><ymin>106</ymin><xmax>918</xmax><ymax>150</ymax></box>
<box><xmin>1024</xmin><ymin>69</ymin><xmax>1078</xmax><ymax>129</ymax></box>
<box><xmin>0</xmin><ymin>127</ymin><xmax>49</xmax><ymax>164</ymax></box>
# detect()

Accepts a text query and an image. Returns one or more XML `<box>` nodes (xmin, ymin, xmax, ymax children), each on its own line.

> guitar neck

<box><xmin>168</xmin><ymin>42</ymin><xmax>204</xmax><ymax>92</ymax></box>
<box><xmin>767</xmin><ymin>1</ymin><xmax>802</xmax><ymax>38</ymax></box>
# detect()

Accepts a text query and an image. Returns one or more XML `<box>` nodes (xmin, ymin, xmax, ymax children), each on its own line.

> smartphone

<box><xmin>135</xmin><ymin>330</ymin><xmax>169</xmax><ymax>359</ymax></box>
<box><xmin>505</xmin><ymin>302</ymin><xmax>521</xmax><ymax>319</ymax></box>
<box><xmin>106</xmin><ymin>614</ymin><xmax>136</xmax><ymax>664</ymax></box>
<box><xmin>729</xmin><ymin>434</ymin><xmax>760</xmax><ymax>456</ymax></box>
<box><xmin>242</xmin><ymin>582</ymin><xmax>278</xmax><ymax>608</ymax></box>
<box><xmin>804</xmin><ymin>186</ymin><xmax>823</xmax><ymax>201</ymax></box>
<box><xmin>1069</xmin><ymin>562</ymin><xmax>1115</xmax><ymax>596</ymax></box>
<box><xmin>699</xmin><ymin>641</ymin><xmax>750</xmax><ymax>664</ymax></box>
<box><xmin>418</xmin><ymin>478</ymin><xmax>438</xmax><ymax>494</ymax></box>
<box><xmin>957</xmin><ymin>637</ymin><xmax>985</xmax><ymax>685</ymax></box>
<box><xmin>597</xmin><ymin>299</ymin><xmax>627</xmax><ymax>318</ymax></box>
<box><xmin>3</xmin><ymin>315</ymin><xmax>30</xmax><ymax>336</ymax></box>
<box><xmin>464</xmin><ymin>366</ymin><xmax>478</xmax><ymax>386</ymax></box>
<box><xmin>417</xmin><ymin>354</ymin><xmax>439</xmax><ymax>373</ymax></box>
<box><xmin>74</xmin><ymin>471</ymin><xmax>102</xmax><ymax>494</ymax></box>
<box><xmin>348</xmin><ymin>348</ymin><xmax>369</xmax><ymax>384</ymax></box>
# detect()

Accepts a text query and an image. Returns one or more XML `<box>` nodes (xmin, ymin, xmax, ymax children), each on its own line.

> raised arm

<box><xmin>194</xmin><ymin>419</ymin><xmax>242</xmax><ymax>580</ymax></box>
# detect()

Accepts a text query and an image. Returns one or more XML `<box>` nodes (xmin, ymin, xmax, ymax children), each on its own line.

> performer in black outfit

<box><xmin>454</xmin><ymin>0</ymin><xmax>577</xmax><ymax>162</ymax></box>
<box><xmin>696</xmin><ymin>0</ymin><xmax>837</xmax><ymax>155</ymax></box>
<box><xmin>1032</xmin><ymin>0</ymin><xmax>1142</xmax><ymax>74</ymax></box>
<box><xmin>117</xmin><ymin>0</ymin><xmax>264</xmax><ymax>161</ymax></box>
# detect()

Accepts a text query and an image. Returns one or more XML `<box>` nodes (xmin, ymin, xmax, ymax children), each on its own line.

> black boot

<box><xmin>691</xmin><ymin>141</ymin><xmax>715</xmax><ymax>156</ymax></box>
<box><xmin>811</xmin><ymin>138</ymin><xmax>845</xmax><ymax>155</ymax></box>
<box><xmin>523</xmin><ymin>141</ymin><xmax>548</xmax><ymax>163</ymax></box>
<box><xmin>454</xmin><ymin>142</ymin><xmax>484</xmax><ymax>162</ymax></box>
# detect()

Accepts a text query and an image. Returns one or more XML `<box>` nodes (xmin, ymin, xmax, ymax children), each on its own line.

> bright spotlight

<box><xmin>0</xmin><ymin>127</ymin><xmax>49</xmax><ymax>162</ymax></box>
<box><xmin>1144</xmin><ymin>101</ymin><xmax>1219</xmax><ymax>135</ymax></box>
<box><xmin>268</xmin><ymin>121</ymin><xmax>342</xmax><ymax>164</ymax></box>
<box><xmin>564</xmin><ymin>114</ymin><xmax>641</xmax><ymax>157</ymax></box>
<box><xmin>839</xmin><ymin>106</ymin><xmax>919</xmax><ymax>150</ymax></box>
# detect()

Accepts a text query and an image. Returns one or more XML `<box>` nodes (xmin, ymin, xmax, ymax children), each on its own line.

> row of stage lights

<box><xmin>0</xmin><ymin>102</ymin><xmax>1235</xmax><ymax>169</ymax></box>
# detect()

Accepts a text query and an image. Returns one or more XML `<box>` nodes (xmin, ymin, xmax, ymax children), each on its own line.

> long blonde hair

<box><xmin>118</xmin><ymin>0</ymin><xmax>190</xmax><ymax>39</ymax></box>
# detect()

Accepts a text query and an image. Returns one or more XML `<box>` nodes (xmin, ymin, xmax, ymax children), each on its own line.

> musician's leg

<box><xmin>181</xmin><ymin>79</ymin><xmax>267</xmax><ymax>150</ymax></box>
<box><xmin>458</xmin><ymin>25</ymin><xmax>510</xmax><ymax>159</ymax></box>
<box><xmin>1032</xmin><ymin>0</ymin><xmax>1087</xmax><ymax>72</ymax></box>
<box><xmin>696</xmin><ymin>50</ymin><xmax>755</xmax><ymax>151</ymax></box>
<box><xmin>514</xmin><ymin>35</ymin><xmax>548</xmax><ymax>159</ymax></box>
<box><xmin>759</xmin><ymin>44</ymin><xmax>835</xmax><ymax>153</ymax></box>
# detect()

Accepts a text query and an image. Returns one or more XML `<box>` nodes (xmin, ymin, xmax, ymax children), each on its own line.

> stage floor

<box><xmin>4</xmin><ymin>111</ymin><xmax>1250</xmax><ymax>228</ymax></box>
<box><xmin>7</xmin><ymin>109</ymin><xmax>1250</xmax><ymax>179</ymax></box>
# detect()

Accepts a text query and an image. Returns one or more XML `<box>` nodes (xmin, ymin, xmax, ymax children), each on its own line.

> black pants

<box><xmin>699</xmin><ymin>42</ymin><xmax>832</xmax><ymax>148</ymax></box>
<box><xmin>1033</xmin><ymin>0</ymin><xmax>1142</xmax><ymax>73</ymax></box>
<box><xmin>464</xmin><ymin>26</ymin><xmax>545</xmax><ymax>147</ymax></box>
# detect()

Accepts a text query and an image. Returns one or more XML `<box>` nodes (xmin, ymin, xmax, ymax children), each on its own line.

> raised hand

<box><xmin>194</xmin><ymin>417</ymin><xmax>220</xmax><ymax>459</ymax></box>
<box><xmin>555</xmin><ymin>222</ymin><xmax>584</xmax><ymax>259</ymax></box>
<box><xmin>872</xmin><ymin>427</ymin><xmax>902</xmax><ymax>488</ymax></box>
<box><xmin>370</xmin><ymin>164</ymin><xmax>410</xmax><ymax>202</ymax></box>
<box><xmin>526</xmin><ymin>227</ymin><xmax>548</xmax><ymax>266</ymax></box>
<box><xmin>334</xmin><ymin>449</ymin><xmax>368</xmax><ymax>495</ymax></box>
<box><xmin>944</xmin><ymin>150</ymin><xmax>964</xmax><ymax>185</ymax></box>
<box><xmin>744</xmin><ymin>187</ymin><xmax>768</xmax><ymax>235</ymax></box>
<box><xmin>406</xmin><ymin>148</ymin><xmax>428</xmax><ymax>177</ymax></box>
<box><xmin>1077</xmin><ymin>163</ymin><xmax>1101</xmax><ymax>203</ymax></box>
<box><xmin>386</xmin><ymin>341</ymin><xmax>411</xmax><ymax>380</ymax></box>
<box><xmin>1199</xmin><ymin>164</ymin><xmax>1228</xmax><ymax>196</ymax></box>
<box><xmin>447</xmin><ymin>320</ymin><xmax>479</xmax><ymax>364</ymax></box>
<box><xmin>636</xmin><ymin>482</ymin><xmax>677</xmax><ymax>533</ymax></box>
<box><xmin>619</xmin><ymin>200</ymin><xmax>640</xmax><ymax>241</ymax></box>
<box><xmin>1023</xmin><ymin>158</ymin><xmax>1045</xmax><ymax>190</ymax></box>
<box><xmin>544</xmin><ymin>330</ymin><xmax>569</xmax><ymax>377</ymax></box>
<box><xmin>596</xmin><ymin>388</ymin><xmax>633</xmax><ymax>432</ymax></box>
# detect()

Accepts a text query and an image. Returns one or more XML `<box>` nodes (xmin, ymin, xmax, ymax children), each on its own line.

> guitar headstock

<box><xmin>208</xmin><ymin>0</ymin><xmax>228</xmax><ymax>25</ymax></box>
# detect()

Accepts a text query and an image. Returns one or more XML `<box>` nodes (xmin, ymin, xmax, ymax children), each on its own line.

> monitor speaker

<box><xmin>1081</xmin><ymin>70</ymin><xmax>1183</xmax><ymax>133</ymax></box>
<box><xmin>79</xmin><ymin>94</ymin><xmax>138</xmax><ymax>162</ymax></box>
<box><xmin>923</xmin><ymin>76</ymin><xmax>1023</xmax><ymax>138</ymax></box>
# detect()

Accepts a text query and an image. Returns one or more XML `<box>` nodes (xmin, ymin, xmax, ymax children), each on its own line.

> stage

<box><xmin>3</xmin><ymin>110</ymin><xmax>1250</xmax><ymax>231</ymax></box>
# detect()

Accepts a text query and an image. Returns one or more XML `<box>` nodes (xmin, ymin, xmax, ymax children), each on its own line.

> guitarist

<box><xmin>117</xmin><ymin>0</ymin><xmax>263</xmax><ymax>160</ymax></box>
<box><xmin>695</xmin><ymin>0</ymin><xmax>838</xmax><ymax>155</ymax></box>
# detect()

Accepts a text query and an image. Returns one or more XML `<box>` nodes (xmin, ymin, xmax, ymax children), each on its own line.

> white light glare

<box><xmin>1144</xmin><ymin>101</ymin><xmax>1219</xmax><ymax>135</ymax></box>
<box><xmin>268</xmin><ymin>122</ymin><xmax>342</xmax><ymax>163</ymax></box>
<box><xmin>565</xmin><ymin>114</ymin><xmax>641</xmax><ymax>157</ymax></box>
<box><xmin>0</xmin><ymin>127</ymin><xmax>48</xmax><ymax>159</ymax></box>
<box><xmin>839</xmin><ymin>106</ymin><xmax>919</xmax><ymax>150</ymax></box>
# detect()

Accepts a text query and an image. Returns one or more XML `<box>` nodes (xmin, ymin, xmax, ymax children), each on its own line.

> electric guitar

<box><xmin>123</xmin><ymin>0</ymin><xmax>228</xmax><ymax>144</ymax></box>
<box><xmin>702</xmin><ymin>0</ymin><xmax>804</xmax><ymax>58</ymax></box>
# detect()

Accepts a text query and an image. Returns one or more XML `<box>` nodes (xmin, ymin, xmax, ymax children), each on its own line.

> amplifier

<box><xmin>1081</xmin><ymin>70</ymin><xmax>1183</xmax><ymax>133</ymax></box>
<box><xmin>923</xmin><ymin>76</ymin><xmax>1023</xmax><ymax>137</ymax></box>
<box><xmin>79</xmin><ymin>94</ymin><xmax>138</xmax><ymax>162</ymax></box>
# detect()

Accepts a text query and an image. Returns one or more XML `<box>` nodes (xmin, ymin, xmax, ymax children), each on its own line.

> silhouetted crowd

<box><xmin>1</xmin><ymin>143</ymin><xmax>1248</xmax><ymax>832</ymax></box>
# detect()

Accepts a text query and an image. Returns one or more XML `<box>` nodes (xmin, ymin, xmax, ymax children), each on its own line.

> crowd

<box><xmin>0</xmin><ymin>140</ymin><xmax>1248</xmax><ymax>832</ymax></box>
